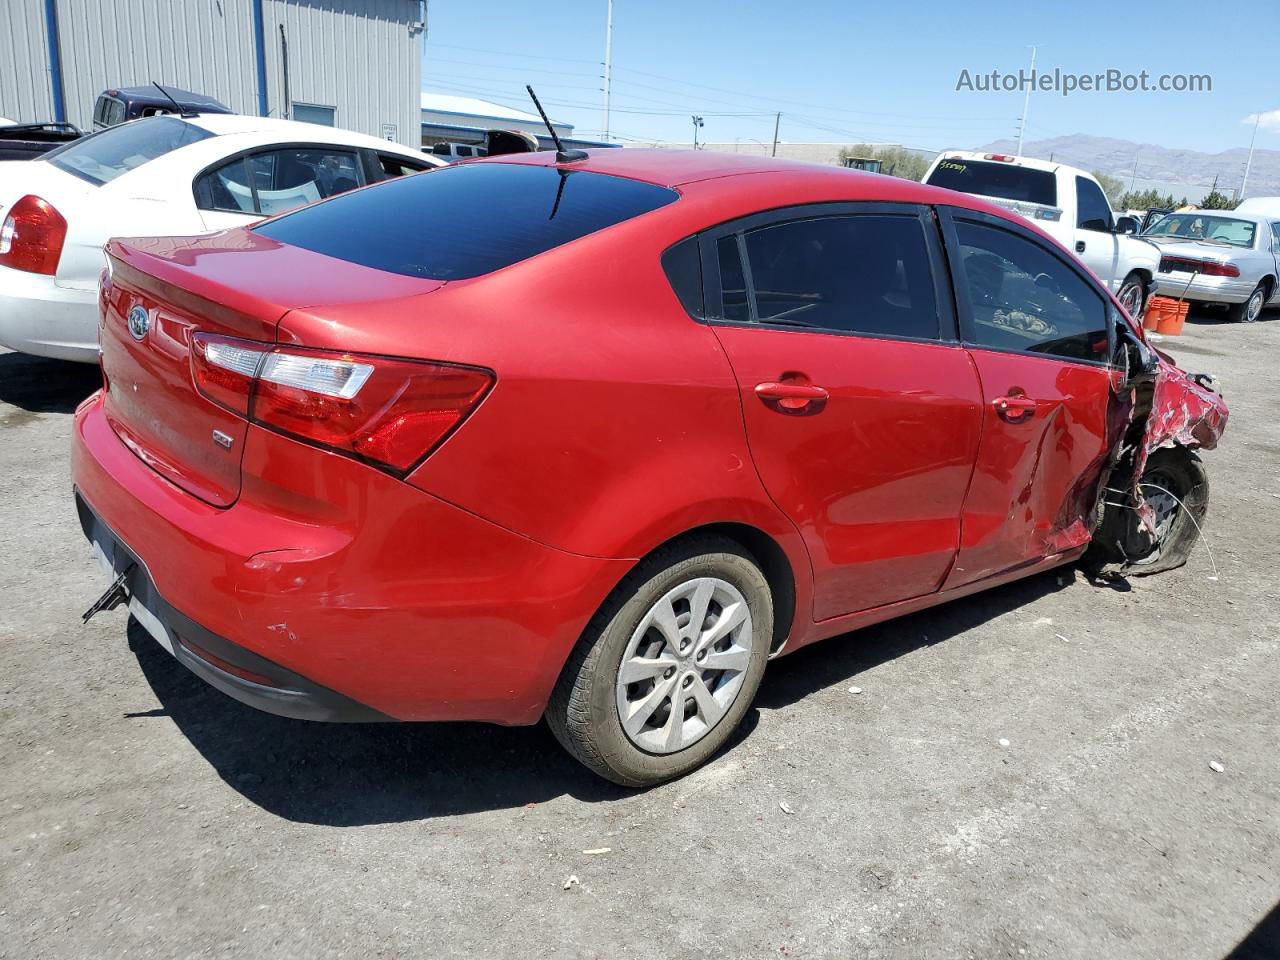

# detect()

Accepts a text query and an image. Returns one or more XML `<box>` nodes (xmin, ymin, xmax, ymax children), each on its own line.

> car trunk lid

<box><xmin>100</xmin><ymin>230</ymin><xmax>444</xmax><ymax>507</ymax></box>
<box><xmin>1144</xmin><ymin>237</ymin><xmax>1242</xmax><ymax>274</ymax></box>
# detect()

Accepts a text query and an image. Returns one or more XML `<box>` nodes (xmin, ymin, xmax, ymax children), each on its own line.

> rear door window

<box><xmin>952</xmin><ymin>218</ymin><xmax>1109</xmax><ymax>363</ymax></box>
<box><xmin>254</xmin><ymin>163</ymin><xmax>678</xmax><ymax>280</ymax></box>
<box><xmin>926</xmin><ymin>158</ymin><xmax>1057</xmax><ymax>206</ymax></box>
<box><xmin>196</xmin><ymin>147</ymin><xmax>364</xmax><ymax>216</ymax></box>
<box><xmin>45</xmin><ymin>116</ymin><xmax>213</xmax><ymax>185</ymax></box>
<box><xmin>377</xmin><ymin>154</ymin><xmax>431</xmax><ymax>179</ymax></box>
<box><xmin>713</xmin><ymin>214</ymin><xmax>940</xmax><ymax>339</ymax></box>
<box><xmin>252</xmin><ymin>148</ymin><xmax>362</xmax><ymax>214</ymax></box>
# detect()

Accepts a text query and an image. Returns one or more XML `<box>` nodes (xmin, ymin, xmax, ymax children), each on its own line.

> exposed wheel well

<box><xmin>630</xmin><ymin>523</ymin><xmax>797</xmax><ymax>653</ymax></box>
<box><xmin>1123</xmin><ymin>268</ymin><xmax>1152</xmax><ymax>288</ymax></box>
<box><xmin>1260</xmin><ymin>275</ymin><xmax>1275</xmax><ymax>298</ymax></box>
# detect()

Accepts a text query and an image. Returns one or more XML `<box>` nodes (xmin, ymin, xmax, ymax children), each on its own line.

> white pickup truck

<box><xmin>923</xmin><ymin>151</ymin><xmax>1159</xmax><ymax>317</ymax></box>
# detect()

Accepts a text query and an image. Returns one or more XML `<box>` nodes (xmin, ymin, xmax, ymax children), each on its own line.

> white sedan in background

<box><xmin>0</xmin><ymin>113</ymin><xmax>441</xmax><ymax>362</ymax></box>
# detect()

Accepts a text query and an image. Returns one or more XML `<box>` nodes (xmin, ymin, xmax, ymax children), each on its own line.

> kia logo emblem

<box><xmin>127</xmin><ymin>306</ymin><xmax>151</xmax><ymax>341</ymax></box>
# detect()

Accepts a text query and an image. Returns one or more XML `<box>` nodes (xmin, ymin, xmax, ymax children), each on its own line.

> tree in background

<box><xmin>1092</xmin><ymin>171</ymin><xmax>1126</xmax><ymax>208</ymax></box>
<box><xmin>1118</xmin><ymin>188</ymin><xmax>1176</xmax><ymax>211</ymax></box>
<box><xmin>1199</xmin><ymin>189</ymin><xmax>1238</xmax><ymax>210</ymax></box>
<box><xmin>840</xmin><ymin>144</ymin><xmax>932</xmax><ymax>182</ymax></box>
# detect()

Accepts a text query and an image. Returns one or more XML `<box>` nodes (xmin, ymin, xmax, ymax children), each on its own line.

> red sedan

<box><xmin>72</xmin><ymin>150</ymin><xmax>1227</xmax><ymax>786</ymax></box>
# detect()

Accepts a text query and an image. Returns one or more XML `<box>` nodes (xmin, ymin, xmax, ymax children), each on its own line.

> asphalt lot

<box><xmin>1</xmin><ymin>311</ymin><xmax>1277</xmax><ymax>960</ymax></box>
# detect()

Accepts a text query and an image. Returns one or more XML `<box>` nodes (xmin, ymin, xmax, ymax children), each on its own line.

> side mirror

<box><xmin>1111</xmin><ymin>313</ymin><xmax>1159</xmax><ymax>390</ymax></box>
<box><xmin>1081</xmin><ymin>217</ymin><xmax>1111</xmax><ymax>232</ymax></box>
<box><xmin>1114</xmin><ymin>216</ymin><xmax>1140</xmax><ymax>235</ymax></box>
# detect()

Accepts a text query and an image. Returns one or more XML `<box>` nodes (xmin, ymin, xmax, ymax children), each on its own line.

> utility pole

<box><xmin>1015</xmin><ymin>43</ymin><xmax>1037</xmax><ymax>157</ymax></box>
<box><xmin>691</xmin><ymin>115</ymin><xmax>704</xmax><ymax>149</ymax></box>
<box><xmin>1129</xmin><ymin>149</ymin><xmax>1140</xmax><ymax>192</ymax></box>
<box><xmin>1240</xmin><ymin>111</ymin><xmax>1261</xmax><ymax>200</ymax></box>
<box><xmin>771</xmin><ymin>112</ymin><xmax>780</xmax><ymax>157</ymax></box>
<box><xmin>601</xmin><ymin>0</ymin><xmax>613</xmax><ymax>141</ymax></box>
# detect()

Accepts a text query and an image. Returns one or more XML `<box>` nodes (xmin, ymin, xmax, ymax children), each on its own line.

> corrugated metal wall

<box><xmin>0</xmin><ymin>0</ymin><xmax>423</xmax><ymax>146</ymax></box>
<box><xmin>54</xmin><ymin>0</ymin><xmax>260</xmax><ymax>129</ymax></box>
<box><xmin>262</xmin><ymin>0</ymin><xmax>422</xmax><ymax>145</ymax></box>
<box><xmin>0</xmin><ymin>1</ymin><xmax>56</xmax><ymax>123</ymax></box>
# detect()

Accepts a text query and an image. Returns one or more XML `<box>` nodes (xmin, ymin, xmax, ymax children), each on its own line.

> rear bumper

<box><xmin>77</xmin><ymin>493</ymin><xmax>389</xmax><ymax>721</ymax></box>
<box><xmin>0</xmin><ymin>265</ymin><xmax>98</xmax><ymax>362</ymax></box>
<box><xmin>1152</xmin><ymin>272</ymin><xmax>1256</xmax><ymax>305</ymax></box>
<box><xmin>71</xmin><ymin>392</ymin><xmax>632</xmax><ymax>725</ymax></box>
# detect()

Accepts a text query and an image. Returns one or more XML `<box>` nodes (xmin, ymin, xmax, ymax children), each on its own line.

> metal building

<box><xmin>0</xmin><ymin>0</ymin><xmax>425</xmax><ymax>147</ymax></box>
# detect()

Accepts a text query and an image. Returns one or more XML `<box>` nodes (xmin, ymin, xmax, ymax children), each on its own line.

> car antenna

<box><xmin>526</xmin><ymin>85</ymin><xmax>586</xmax><ymax>163</ymax></box>
<box><xmin>152</xmin><ymin>81</ymin><xmax>197</xmax><ymax>119</ymax></box>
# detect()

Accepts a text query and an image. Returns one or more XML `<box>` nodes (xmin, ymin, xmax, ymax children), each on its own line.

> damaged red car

<box><xmin>71</xmin><ymin>150</ymin><xmax>1227</xmax><ymax>786</ymax></box>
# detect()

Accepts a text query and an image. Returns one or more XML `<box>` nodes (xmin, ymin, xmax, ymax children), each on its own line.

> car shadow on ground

<box><xmin>0</xmin><ymin>352</ymin><xmax>100</xmax><ymax>414</ymax></box>
<box><xmin>1224</xmin><ymin>899</ymin><xmax>1280</xmax><ymax>959</ymax></box>
<box><xmin>128</xmin><ymin>570</ymin><xmax>1069</xmax><ymax>826</ymax></box>
<box><xmin>1182</xmin><ymin>304</ymin><xmax>1279</xmax><ymax>327</ymax></box>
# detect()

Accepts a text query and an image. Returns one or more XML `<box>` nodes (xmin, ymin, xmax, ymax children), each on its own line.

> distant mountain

<box><xmin>976</xmin><ymin>134</ymin><xmax>1278</xmax><ymax>202</ymax></box>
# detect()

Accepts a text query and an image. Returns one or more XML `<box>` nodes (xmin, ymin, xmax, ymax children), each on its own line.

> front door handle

<box><xmin>1075</xmin><ymin>240</ymin><xmax>1086</xmax><ymax>253</ymax></box>
<box><xmin>994</xmin><ymin>394</ymin><xmax>1038</xmax><ymax>422</ymax></box>
<box><xmin>755</xmin><ymin>381</ymin><xmax>829</xmax><ymax>411</ymax></box>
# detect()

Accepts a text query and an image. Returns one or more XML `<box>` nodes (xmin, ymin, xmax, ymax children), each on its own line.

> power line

<box><xmin>426</xmin><ymin>41</ymin><xmax>601</xmax><ymax>65</ymax></box>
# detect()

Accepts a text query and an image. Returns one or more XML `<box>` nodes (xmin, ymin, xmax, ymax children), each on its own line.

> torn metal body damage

<box><xmin>1084</xmin><ymin>334</ymin><xmax>1229</xmax><ymax>574</ymax></box>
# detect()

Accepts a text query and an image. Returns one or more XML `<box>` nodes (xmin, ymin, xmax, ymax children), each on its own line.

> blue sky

<box><xmin>424</xmin><ymin>0</ymin><xmax>1279</xmax><ymax>154</ymax></box>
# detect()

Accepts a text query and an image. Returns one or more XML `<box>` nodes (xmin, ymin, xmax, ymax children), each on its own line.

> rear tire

<box><xmin>1226</xmin><ymin>281</ymin><xmax>1267</xmax><ymax>323</ymax></box>
<box><xmin>546</xmin><ymin>535</ymin><xmax>772</xmax><ymax>787</ymax></box>
<box><xmin>1127</xmin><ymin>447</ymin><xmax>1209</xmax><ymax>575</ymax></box>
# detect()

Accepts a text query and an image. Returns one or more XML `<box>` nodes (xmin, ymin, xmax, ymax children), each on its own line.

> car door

<box><xmin>938</xmin><ymin>206</ymin><xmax>1120</xmax><ymax>588</ymax></box>
<box><xmin>702</xmin><ymin>204</ymin><xmax>985</xmax><ymax>621</ymax></box>
<box><xmin>193</xmin><ymin>144</ymin><xmax>365</xmax><ymax>231</ymax></box>
<box><xmin>1073</xmin><ymin>174</ymin><xmax>1120</xmax><ymax>290</ymax></box>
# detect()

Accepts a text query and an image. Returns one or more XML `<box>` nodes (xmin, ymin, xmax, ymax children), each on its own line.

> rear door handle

<box><xmin>994</xmin><ymin>395</ymin><xmax>1038</xmax><ymax>421</ymax></box>
<box><xmin>755</xmin><ymin>382</ymin><xmax>829</xmax><ymax>401</ymax></box>
<box><xmin>755</xmin><ymin>381</ymin><xmax>829</xmax><ymax>411</ymax></box>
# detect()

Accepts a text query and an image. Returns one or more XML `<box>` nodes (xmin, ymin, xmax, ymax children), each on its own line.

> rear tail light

<box><xmin>0</xmin><ymin>195</ymin><xmax>67</xmax><ymax>275</ymax></box>
<box><xmin>191</xmin><ymin>333</ymin><xmax>493</xmax><ymax>474</ymax></box>
<box><xmin>1158</xmin><ymin>256</ymin><xmax>1240</xmax><ymax>278</ymax></box>
<box><xmin>192</xmin><ymin>336</ymin><xmax>266</xmax><ymax>415</ymax></box>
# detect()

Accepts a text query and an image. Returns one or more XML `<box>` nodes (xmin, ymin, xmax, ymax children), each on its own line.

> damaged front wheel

<box><xmin>1129</xmin><ymin>448</ymin><xmax>1209</xmax><ymax>574</ymax></box>
<box><xmin>1087</xmin><ymin>447</ymin><xmax>1209</xmax><ymax>577</ymax></box>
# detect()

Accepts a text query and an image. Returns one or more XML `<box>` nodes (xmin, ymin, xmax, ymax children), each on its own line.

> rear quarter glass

<box><xmin>252</xmin><ymin>163</ymin><xmax>678</xmax><ymax>281</ymax></box>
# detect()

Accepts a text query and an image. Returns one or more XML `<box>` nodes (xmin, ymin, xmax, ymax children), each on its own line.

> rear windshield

<box><xmin>253</xmin><ymin>163</ymin><xmax>678</xmax><ymax>280</ymax></box>
<box><xmin>45</xmin><ymin>116</ymin><xmax>213</xmax><ymax>185</ymax></box>
<box><xmin>926</xmin><ymin>158</ymin><xmax>1058</xmax><ymax>207</ymax></box>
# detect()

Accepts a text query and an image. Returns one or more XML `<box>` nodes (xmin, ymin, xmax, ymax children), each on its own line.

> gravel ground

<box><xmin>1</xmin><ymin>312</ymin><xmax>1277</xmax><ymax>960</ymax></box>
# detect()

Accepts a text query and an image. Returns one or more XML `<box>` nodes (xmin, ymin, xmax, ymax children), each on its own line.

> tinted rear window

<box><xmin>45</xmin><ymin>116</ymin><xmax>213</xmax><ymax>185</ymax></box>
<box><xmin>926</xmin><ymin>158</ymin><xmax>1057</xmax><ymax>206</ymax></box>
<box><xmin>253</xmin><ymin>163</ymin><xmax>678</xmax><ymax>280</ymax></box>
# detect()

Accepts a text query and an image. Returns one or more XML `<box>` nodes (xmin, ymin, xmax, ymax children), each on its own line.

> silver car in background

<box><xmin>1144</xmin><ymin>211</ymin><xmax>1280</xmax><ymax>322</ymax></box>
